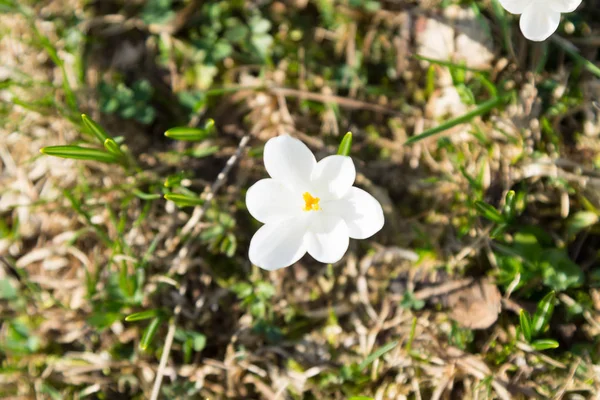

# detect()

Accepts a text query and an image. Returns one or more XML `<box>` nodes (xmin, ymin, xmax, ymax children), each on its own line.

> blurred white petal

<box><xmin>264</xmin><ymin>135</ymin><xmax>315</xmax><ymax>192</ymax></box>
<box><xmin>323</xmin><ymin>187</ymin><xmax>384</xmax><ymax>239</ymax></box>
<box><xmin>310</xmin><ymin>155</ymin><xmax>356</xmax><ymax>200</ymax></box>
<box><xmin>498</xmin><ymin>0</ymin><xmax>532</xmax><ymax>14</ymax></box>
<box><xmin>246</xmin><ymin>179</ymin><xmax>302</xmax><ymax>224</ymax></box>
<box><xmin>305</xmin><ymin>214</ymin><xmax>349</xmax><ymax>264</ymax></box>
<box><xmin>520</xmin><ymin>7</ymin><xmax>560</xmax><ymax>42</ymax></box>
<box><xmin>249</xmin><ymin>216</ymin><xmax>308</xmax><ymax>271</ymax></box>
<box><xmin>549</xmin><ymin>0</ymin><xmax>582</xmax><ymax>12</ymax></box>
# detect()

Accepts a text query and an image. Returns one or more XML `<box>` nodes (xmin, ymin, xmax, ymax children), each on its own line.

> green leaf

<box><xmin>519</xmin><ymin>309</ymin><xmax>532</xmax><ymax>343</ymax></box>
<box><xmin>40</xmin><ymin>145</ymin><xmax>118</xmax><ymax>164</ymax></box>
<box><xmin>132</xmin><ymin>189</ymin><xmax>162</xmax><ymax>200</ymax></box>
<box><xmin>140</xmin><ymin>317</ymin><xmax>162</xmax><ymax>351</ymax></box>
<box><xmin>359</xmin><ymin>340</ymin><xmax>398</xmax><ymax>370</ymax></box>
<box><xmin>125</xmin><ymin>309</ymin><xmax>159</xmax><ymax>322</ymax></box>
<box><xmin>250</xmin><ymin>33</ymin><xmax>273</xmax><ymax>59</ymax></box>
<box><xmin>502</xmin><ymin>190</ymin><xmax>517</xmax><ymax>220</ymax></box>
<box><xmin>104</xmin><ymin>138</ymin><xmax>124</xmax><ymax>157</ymax></box>
<box><xmin>541</xmin><ymin>250</ymin><xmax>583</xmax><ymax>291</ymax></box>
<box><xmin>164</xmin><ymin>193</ymin><xmax>204</xmax><ymax>207</ymax></box>
<box><xmin>567</xmin><ymin>211</ymin><xmax>598</xmax><ymax>237</ymax></box>
<box><xmin>475</xmin><ymin>201</ymin><xmax>505</xmax><ymax>224</ymax></box>
<box><xmin>165</xmin><ymin>121</ymin><xmax>214</xmax><ymax>141</ymax></box>
<box><xmin>532</xmin><ymin>291</ymin><xmax>555</xmax><ymax>337</ymax></box>
<box><xmin>0</xmin><ymin>279</ymin><xmax>18</xmax><ymax>300</ymax></box>
<box><xmin>405</xmin><ymin>93</ymin><xmax>512</xmax><ymax>144</ymax></box>
<box><xmin>250</xmin><ymin>17</ymin><xmax>271</xmax><ymax>34</ymax></box>
<box><xmin>552</xmin><ymin>36</ymin><xmax>600</xmax><ymax>79</ymax></box>
<box><xmin>81</xmin><ymin>114</ymin><xmax>110</xmax><ymax>144</ymax></box>
<box><xmin>187</xmin><ymin>145</ymin><xmax>219</xmax><ymax>159</ymax></box>
<box><xmin>141</xmin><ymin>0</ymin><xmax>175</xmax><ymax>25</ymax></box>
<box><xmin>87</xmin><ymin>312</ymin><xmax>121</xmax><ymax>330</ymax></box>
<box><xmin>337</xmin><ymin>132</ymin><xmax>353</xmax><ymax>156</ymax></box>
<box><xmin>190</xmin><ymin>332</ymin><xmax>206</xmax><ymax>351</ymax></box>
<box><xmin>531</xmin><ymin>339</ymin><xmax>559</xmax><ymax>351</ymax></box>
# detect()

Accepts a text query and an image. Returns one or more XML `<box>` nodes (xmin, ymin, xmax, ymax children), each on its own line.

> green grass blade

<box><xmin>126</xmin><ymin>309</ymin><xmax>159</xmax><ymax>322</ymax></box>
<box><xmin>532</xmin><ymin>291</ymin><xmax>556</xmax><ymax>336</ymax></box>
<box><xmin>413</xmin><ymin>54</ymin><xmax>488</xmax><ymax>74</ymax></box>
<box><xmin>164</xmin><ymin>193</ymin><xmax>205</xmax><ymax>207</ymax></box>
<box><xmin>104</xmin><ymin>138</ymin><xmax>125</xmax><ymax>157</ymax></box>
<box><xmin>405</xmin><ymin>94</ymin><xmax>512</xmax><ymax>145</ymax></box>
<box><xmin>475</xmin><ymin>201</ymin><xmax>505</xmax><ymax>224</ymax></box>
<box><xmin>165</xmin><ymin>119</ymin><xmax>215</xmax><ymax>141</ymax></box>
<box><xmin>40</xmin><ymin>145</ymin><xmax>118</xmax><ymax>164</ymax></box>
<box><xmin>140</xmin><ymin>317</ymin><xmax>162</xmax><ymax>351</ymax></box>
<box><xmin>552</xmin><ymin>36</ymin><xmax>600</xmax><ymax>79</ymax></box>
<box><xmin>82</xmin><ymin>114</ymin><xmax>110</xmax><ymax>143</ymax></box>
<box><xmin>337</xmin><ymin>132</ymin><xmax>353</xmax><ymax>156</ymax></box>
<box><xmin>531</xmin><ymin>339</ymin><xmax>559</xmax><ymax>351</ymax></box>
<box><xmin>359</xmin><ymin>340</ymin><xmax>398</xmax><ymax>370</ymax></box>
<box><xmin>132</xmin><ymin>190</ymin><xmax>162</xmax><ymax>200</ymax></box>
<box><xmin>519</xmin><ymin>309</ymin><xmax>532</xmax><ymax>343</ymax></box>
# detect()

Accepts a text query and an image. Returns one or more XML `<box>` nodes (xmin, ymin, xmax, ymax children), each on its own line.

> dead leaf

<box><xmin>445</xmin><ymin>278</ymin><xmax>501</xmax><ymax>330</ymax></box>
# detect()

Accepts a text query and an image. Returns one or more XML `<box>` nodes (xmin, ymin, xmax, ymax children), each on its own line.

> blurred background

<box><xmin>1</xmin><ymin>0</ymin><xmax>600</xmax><ymax>398</ymax></box>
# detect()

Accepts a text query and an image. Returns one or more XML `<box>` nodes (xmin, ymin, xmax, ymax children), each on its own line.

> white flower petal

<box><xmin>322</xmin><ymin>187</ymin><xmax>384</xmax><ymax>239</ymax></box>
<box><xmin>305</xmin><ymin>214</ymin><xmax>349</xmax><ymax>264</ymax></box>
<box><xmin>249</xmin><ymin>216</ymin><xmax>308</xmax><ymax>270</ymax></box>
<box><xmin>310</xmin><ymin>155</ymin><xmax>356</xmax><ymax>200</ymax></box>
<box><xmin>499</xmin><ymin>0</ymin><xmax>532</xmax><ymax>14</ymax></box>
<box><xmin>548</xmin><ymin>0</ymin><xmax>582</xmax><ymax>13</ymax></box>
<box><xmin>246</xmin><ymin>179</ymin><xmax>302</xmax><ymax>224</ymax></box>
<box><xmin>264</xmin><ymin>135</ymin><xmax>316</xmax><ymax>192</ymax></box>
<box><xmin>520</xmin><ymin>6</ymin><xmax>561</xmax><ymax>42</ymax></box>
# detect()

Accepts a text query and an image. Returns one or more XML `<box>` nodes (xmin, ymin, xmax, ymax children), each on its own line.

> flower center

<box><xmin>302</xmin><ymin>192</ymin><xmax>321</xmax><ymax>211</ymax></box>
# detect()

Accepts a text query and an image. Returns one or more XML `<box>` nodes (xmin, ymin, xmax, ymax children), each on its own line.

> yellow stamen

<box><xmin>302</xmin><ymin>192</ymin><xmax>321</xmax><ymax>211</ymax></box>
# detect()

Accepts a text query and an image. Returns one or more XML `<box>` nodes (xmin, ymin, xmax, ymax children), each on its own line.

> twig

<box><xmin>270</xmin><ymin>87</ymin><xmax>400</xmax><ymax>115</ymax></box>
<box><xmin>552</xmin><ymin>358</ymin><xmax>580</xmax><ymax>400</ymax></box>
<box><xmin>149</xmin><ymin>134</ymin><xmax>250</xmax><ymax>400</ymax></box>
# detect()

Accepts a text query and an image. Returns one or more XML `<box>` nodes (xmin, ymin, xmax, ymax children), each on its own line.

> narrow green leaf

<box><xmin>567</xmin><ymin>211</ymin><xmax>599</xmax><ymax>237</ymax></box>
<box><xmin>519</xmin><ymin>309</ymin><xmax>532</xmax><ymax>343</ymax></box>
<box><xmin>532</xmin><ymin>291</ymin><xmax>555</xmax><ymax>337</ymax></box>
<box><xmin>140</xmin><ymin>317</ymin><xmax>162</xmax><ymax>350</ymax></box>
<box><xmin>203</xmin><ymin>118</ymin><xmax>215</xmax><ymax>132</ymax></box>
<box><xmin>413</xmin><ymin>54</ymin><xmax>488</xmax><ymax>73</ymax></box>
<box><xmin>552</xmin><ymin>36</ymin><xmax>600</xmax><ymax>79</ymax></box>
<box><xmin>187</xmin><ymin>145</ymin><xmax>219</xmax><ymax>159</ymax></box>
<box><xmin>337</xmin><ymin>132</ymin><xmax>353</xmax><ymax>156</ymax></box>
<box><xmin>503</xmin><ymin>190</ymin><xmax>516</xmax><ymax>219</ymax></box>
<box><xmin>164</xmin><ymin>193</ymin><xmax>204</xmax><ymax>207</ymax></box>
<box><xmin>125</xmin><ymin>309</ymin><xmax>159</xmax><ymax>322</ymax></box>
<box><xmin>81</xmin><ymin>114</ymin><xmax>110</xmax><ymax>144</ymax></box>
<box><xmin>0</xmin><ymin>279</ymin><xmax>18</xmax><ymax>300</ymax></box>
<box><xmin>406</xmin><ymin>316</ymin><xmax>417</xmax><ymax>353</ymax></box>
<box><xmin>132</xmin><ymin>189</ymin><xmax>162</xmax><ymax>200</ymax></box>
<box><xmin>475</xmin><ymin>201</ymin><xmax>505</xmax><ymax>224</ymax></box>
<box><xmin>405</xmin><ymin>94</ymin><xmax>512</xmax><ymax>144</ymax></box>
<box><xmin>104</xmin><ymin>138</ymin><xmax>124</xmax><ymax>157</ymax></box>
<box><xmin>165</xmin><ymin>120</ymin><xmax>215</xmax><ymax>141</ymax></box>
<box><xmin>490</xmin><ymin>223</ymin><xmax>508</xmax><ymax>238</ymax></box>
<box><xmin>40</xmin><ymin>145</ymin><xmax>118</xmax><ymax>164</ymax></box>
<box><xmin>349</xmin><ymin>397</ymin><xmax>375</xmax><ymax>400</ymax></box>
<box><xmin>531</xmin><ymin>339</ymin><xmax>559</xmax><ymax>351</ymax></box>
<box><xmin>359</xmin><ymin>340</ymin><xmax>398</xmax><ymax>370</ymax></box>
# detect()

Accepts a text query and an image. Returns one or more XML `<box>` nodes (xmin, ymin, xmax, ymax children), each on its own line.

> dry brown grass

<box><xmin>1</xmin><ymin>1</ymin><xmax>600</xmax><ymax>399</ymax></box>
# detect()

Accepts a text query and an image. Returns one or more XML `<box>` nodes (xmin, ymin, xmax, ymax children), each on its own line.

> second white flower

<box><xmin>499</xmin><ymin>0</ymin><xmax>582</xmax><ymax>42</ymax></box>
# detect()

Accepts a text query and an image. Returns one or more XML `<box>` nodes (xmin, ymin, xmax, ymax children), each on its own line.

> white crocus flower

<box><xmin>499</xmin><ymin>0</ymin><xmax>582</xmax><ymax>42</ymax></box>
<box><xmin>246</xmin><ymin>135</ymin><xmax>384</xmax><ymax>271</ymax></box>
